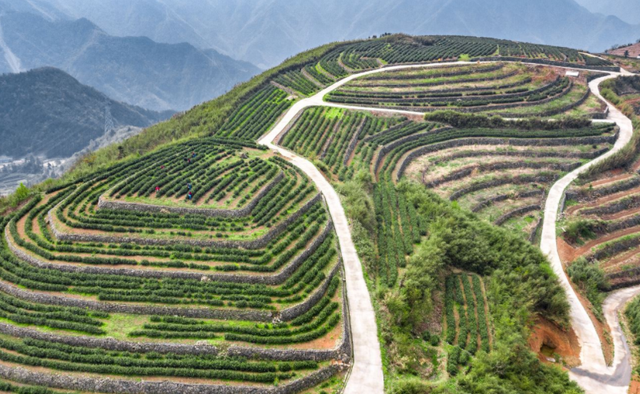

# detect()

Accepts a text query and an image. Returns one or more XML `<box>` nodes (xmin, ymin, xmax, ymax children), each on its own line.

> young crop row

<box><xmin>218</xmin><ymin>85</ymin><xmax>293</xmax><ymax>140</ymax></box>
<box><xmin>372</xmin><ymin>180</ymin><xmax>424</xmax><ymax>287</ymax></box>
<box><xmin>444</xmin><ymin>274</ymin><xmax>491</xmax><ymax>357</ymax></box>
<box><xmin>0</xmin><ymin>336</ymin><xmax>317</xmax><ymax>384</ymax></box>
<box><xmin>130</xmin><ymin>277</ymin><xmax>342</xmax><ymax>345</ymax></box>
<box><xmin>4</xmin><ymin>139</ymin><xmax>342</xmax><ymax>312</ymax></box>
<box><xmin>328</xmin><ymin>78</ymin><xmax>571</xmax><ymax>110</ymax></box>
<box><xmin>274</xmin><ymin>70</ymin><xmax>320</xmax><ymax>96</ymax></box>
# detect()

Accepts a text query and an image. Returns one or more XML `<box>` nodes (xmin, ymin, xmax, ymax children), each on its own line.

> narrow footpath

<box><xmin>258</xmin><ymin>61</ymin><xmax>637</xmax><ymax>394</ymax></box>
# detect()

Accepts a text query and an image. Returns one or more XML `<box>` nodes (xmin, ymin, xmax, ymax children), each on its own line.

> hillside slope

<box><xmin>0</xmin><ymin>67</ymin><xmax>172</xmax><ymax>158</ymax></box>
<box><xmin>0</xmin><ymin>9</ymin><xmax>259</xmax><ymax>111</ymax></box>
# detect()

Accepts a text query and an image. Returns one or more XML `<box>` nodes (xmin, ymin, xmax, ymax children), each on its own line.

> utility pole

<box><xmin>104</xmin><ymin>101</ymin><xmax>115</xmax><ymax>134</ymax></box>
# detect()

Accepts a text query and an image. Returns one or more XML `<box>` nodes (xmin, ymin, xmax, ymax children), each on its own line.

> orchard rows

<box><xmin>0</xmin><ymin>137</ymin><xmax>347</xmax><ymax>391</ymax></box>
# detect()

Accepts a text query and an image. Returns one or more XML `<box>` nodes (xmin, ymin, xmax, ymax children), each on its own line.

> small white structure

<box><xmin>566</xmin><ymin>71</ymin><xmax>580</xmax><ymax>78</ymax></box>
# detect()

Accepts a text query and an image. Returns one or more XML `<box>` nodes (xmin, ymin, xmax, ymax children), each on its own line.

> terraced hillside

<box><xmin>325</xmin><ymin>62</ymin><xmax>607</xmax><ymax>118</ymax></box>
<box><xmin>0</xmin><ymin>33</ymin><xmax>624</xmax><ymax>394</ymax></box>
<box><xmin>560</xmin><ymin>76</ymin><xmax>640</xmax><ymax>291</ymax></box>
<box><xmin>0</xmin><ymin>137</ymin><xmax>349</xmax><ymax>393</ymax></box>
<box><xmin>272</xmin><ymin>105</ymin><xmax>581</xmax><ymax>390</ymax></box>
<box><xmin>214</xmin><ymin>35</ymin><xmax>615</xmax><ymax>144</ymax></box>
<box><xmin>279</xmin><ymin>106</ymin><xmax>615</xmax><ymax>240</ymax></box>
<box><xmin>273</xmin><ymin>36</ymin><xmax>616</xmax><ymax>100</ymax></box>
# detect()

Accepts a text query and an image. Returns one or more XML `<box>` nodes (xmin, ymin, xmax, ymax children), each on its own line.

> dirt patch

<box><xmin>558</xmin><ymin>237</ymin><xmax>580</xmax><ymax>265</ymax></box>
<box><xmin>528</xmin><ymin>316</ymin><xmax>580</xmax><ymax>367</ymax></box>
<box><xmin>586</xmin><ymin>170</ymin><xmax>629</xmax><ymax>188</ymax></box>
<box><xmin>609</xmin><ymin>43</ymin><xmax>640</xmax><ymax>58</ymax></box>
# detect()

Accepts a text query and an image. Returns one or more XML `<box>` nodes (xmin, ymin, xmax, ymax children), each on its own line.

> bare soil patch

<box><xmin>528</xmin><ymin>316</ymin><xmax>580</xmax><ymax>367</ymax></box>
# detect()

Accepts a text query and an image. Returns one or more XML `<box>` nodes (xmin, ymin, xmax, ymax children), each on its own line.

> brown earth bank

<box><xmin>557</xmin><ymin>236</ymin><xmax>615</xmax><ymax>365</ymax></box>
<box><xmin>609</xmin><ymin>43</ymin><xmax>640</xmax><ymax>58</ymax></box>
<box><xmin>528</xmin><ymin>316</ymin><xmax>580</xmax><ymax>368</ymax></box>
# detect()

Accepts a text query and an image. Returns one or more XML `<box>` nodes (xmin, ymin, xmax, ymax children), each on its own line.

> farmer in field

<box><xmin>187</xmin><ymin>191</ymin><xmax>193</xmax><ymax>200</ymax></box>
<box><xmin>155</xmin><ymin>186</ymin><xmax>160</xmax><ymax>192</ymax></box>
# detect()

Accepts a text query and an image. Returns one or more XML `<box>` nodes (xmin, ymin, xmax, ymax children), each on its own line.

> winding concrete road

<box><xmin>537</xmin><ymin>73</ymin><xmax>637</xmax><ymax>394</ymax></box>
<box><xmin>258</xmin><ymin>61</ymin><xmax>637</xmax><ymax>393</ymax></box>
<box><xmin>259</xmin><ymin>61</ymin><xmax>468</xmax><ymax>394</ymax></box>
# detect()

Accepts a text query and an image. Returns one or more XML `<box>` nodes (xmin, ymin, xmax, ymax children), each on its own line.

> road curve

<box><xmin>259</xmin><ymin>61</ymin><xmax>635</xmax><ymax>393</ymax></box>
<box><xmin>259</xmin><ymin>61</ymin><xmax>469</xmax><ymax>394</ymax></box>
<box><xmin>538</xmin><ymin>73</ymin><xmax>635</xmax><ymax>393</ymax></box>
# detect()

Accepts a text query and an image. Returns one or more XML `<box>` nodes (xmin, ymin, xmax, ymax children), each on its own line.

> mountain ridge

<box><xmin>0</xmin><ymin>66</ymin><xmax>173</xmax><ymax>158</ymax></box>
<box><xmin>0</xmin><ymin>10</ymin><xmax>260</xmax><ymax>111</ymax></box>
<box><xmin>20</xmin><ymin>0</ymin><xmax>640</xmax><ymax>69</ymax></box>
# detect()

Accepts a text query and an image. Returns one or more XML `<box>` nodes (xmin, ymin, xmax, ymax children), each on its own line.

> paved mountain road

<box><xmin>259</xmin><ymin>61</ymin><xmax>469</xmax><ymax>394</ymax></box>
<box><xmin>258</xmin><ymin>61</ymin><xmax>636</xmax><ymax>394</ymax></box>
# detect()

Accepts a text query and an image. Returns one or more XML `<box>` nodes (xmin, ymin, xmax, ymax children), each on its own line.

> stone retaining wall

<box><xmin>396</xmin><ymin>134</ymin><xmax>616</xmax><ymax>180</ymax></box>
<box><xmin>342</xmin><ymin>77</ymin><xmax>561</xmax><ymax>105</ymax></box>
<box><xmin>449</xmin><ymin>174</ymin><xmax>557</xmax><ymax>201</ymax></box>
<box><xmin>494</xmin><ymin>204</ymin><xmax>541</xmax><ymax>226</ymax></box>
<box><xmin>579</xmin><ymin>195</ymin><xmax>640</xmax><ymax>216</ymax></box>
<box><xmin>51</xmin><ymin>194</ymin><xmax>322</xmax><ymax>250</ymax></box>
<box><xmin>97</xmin><ymin>172</ymin><xmax>285</xmax><ymax>218</ymax></box>
<box><xmin>362</xmin><ymin>70</ymin><xmax>518</xmax><ymax>89</ymax></box>
<box><xmin>367</xmin><ymin>63</ymin><xmax>504</xmax><ymax>81</ymax></box>
<box><xmin>0</xmin><ymin>363</ymin><xmax>344</xmax><ymax>394</ymax></box>
<box><xmin>426</xmin><ymin>161</ymin><xmax>579</xmax><ymax>188</ymax></box>
<box><xmin>373</xmin><ymin>127</ymin><xmax>453</xmax><ymax>174</ymax></box>
<box><xmin>566</xmin><ymin>176</ymin><xmax>640</xmax><ymax>202</ymax></box>
<box><xmin>300</xmin><ymin>68</ymin><xmax>324</xmax><ymax>89</ymax></box>
<box><xmin>496</xmin><ymin>87</ymin><xmax>590</xmax><ymax>118</ymax></box>
<box><xmin>590</xmin><ymin>235</ymin><xmax>640</xmax><ymax>262</ymax></box>
<box><xmin>474</xmin><ymin>56</ymin><xmax>620</xmax><ymax>72</ymax></box>
<box><xmin>320</xmin><ymin>120</ymin><xmax>342</xmax><ymax>160</ymax></box>
<box><xmin>0</xmin><ymin>266</ymin><xmax>351</xmax><ymax>363</ymax></box>
<box><xmin>340</xmin><ymin>76</ymin><xmax>532</xmax><ymax>96</ymax></box>
<box><xmin>471</xmin><ymin>189</ymin><xmax>544</xmax><ymax>212</ymax></box>
<box><xmin>528</xmin><ymin>218</ymin><xmax>543</xmax><ymax>243</ymax></box>
<box><xmin>5</xmin><ymin>222</ymin><xmax>333</xmax><ymax>286</ymax></box>
<box><xmin>362</xmin><ymin>120</ymin><xmax>412</xmax><ymax>143</ymax></box>
<box><xmin>428</xmin><ymin>147</ymin><xmax>607</xmax><ymax>168</ymax></box>
<box><xmin>350</xmin><ymin>79</ymin><xmax>573</xmax><ymax>114</ymax></box>
<box><xmin>605</xmin><ymin>214</ymin><xmax>640</xmax><ymax>234</ymax></box>
<box><xmin>0</xmin><ymin>259</ymin><xmax>338</xmax><ymax>322</ymax></box>
<box><xmin>275</xmin><ymin>110</ymin><xmax>305</xmax><ymax>145</ymax></box>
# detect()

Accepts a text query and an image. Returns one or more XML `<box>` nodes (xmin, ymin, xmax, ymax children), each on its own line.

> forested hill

<box><xmin>0</xmin><ymin>67</ymin><xmax>173</xmax><ymax>158</ymax></box>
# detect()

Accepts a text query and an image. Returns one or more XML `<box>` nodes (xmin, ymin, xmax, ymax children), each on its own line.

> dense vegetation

<box><xmin>0</xmin><ymin>34</ymin><xmax>617</xmax><ymax>393</ymax></box>
<box><xmin>339</xmin><ymin>176</ymin><xmax>578</xmax><ymax>393</ymax></box>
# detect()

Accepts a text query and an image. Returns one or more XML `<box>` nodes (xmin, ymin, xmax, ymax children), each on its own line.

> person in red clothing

<box><xmin>155</xmin><ymin>186</ymin><xmax>160</xmax><ymax>192</ymax></box>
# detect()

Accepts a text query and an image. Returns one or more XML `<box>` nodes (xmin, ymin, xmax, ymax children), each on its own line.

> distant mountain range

<box><xmin>0</xmin><ymin>67</ymin><xmax>172</xmax><ymax>158</ymax></box>
<box><xmin>15</xmin><ymin>0</ymin><xmax>640</xmax><ymax>70</ymax></box>
<box><xmin>574</xmin><ymin>0</ymin><xmax>640</xmax><ymax>26</ymax></box>
<box><xmin>0</xmin><ymin>1</ymin><xmax>260</xmax><ymax>111</ymax></box>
